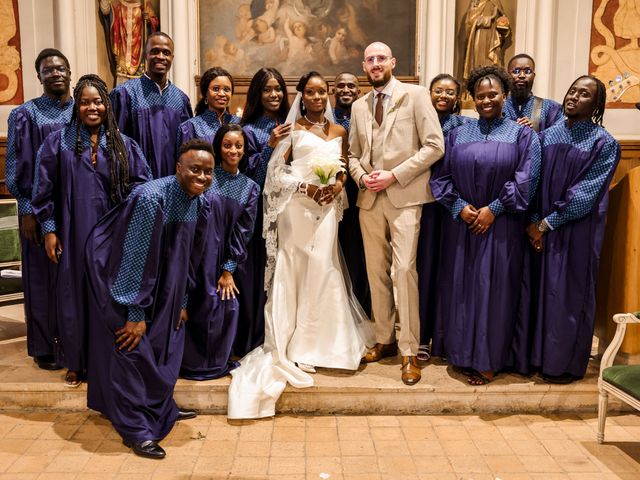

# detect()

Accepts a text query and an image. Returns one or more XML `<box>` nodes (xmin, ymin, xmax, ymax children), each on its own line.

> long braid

<box><xmin>72</xmin><ymin>74</ymin><xmax>130</xmax><ymax>204</ymax></box>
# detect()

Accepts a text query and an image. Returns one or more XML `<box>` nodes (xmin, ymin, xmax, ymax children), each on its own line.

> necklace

<box><xmin>304</xmin><ymin>114</ymin><xmax>327</xmax><ymax>127</ymax></box>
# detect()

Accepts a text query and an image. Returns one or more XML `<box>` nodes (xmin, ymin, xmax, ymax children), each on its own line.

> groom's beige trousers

<box><xmin>359</xmin><ymin>190</ymin><xmax>422</xmax><ymax>356</ymax></box>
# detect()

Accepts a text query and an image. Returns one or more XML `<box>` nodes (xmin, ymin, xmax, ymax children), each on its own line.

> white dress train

<box><xmin>227</xmin><ymin>130</ymin><xmax>373</xmax><ymax>419</ymax></box>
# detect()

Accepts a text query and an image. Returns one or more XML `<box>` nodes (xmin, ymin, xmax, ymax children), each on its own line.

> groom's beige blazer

<box><xmin>348</xmin><ymin>81</ymin><xmax>444</xmax><ymax>209</ymax></box>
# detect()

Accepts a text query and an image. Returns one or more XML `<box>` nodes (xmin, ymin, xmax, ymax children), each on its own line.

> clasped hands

<box><xmin>362</xmin><ymin>170</ymin><xmax>396</xmax><ymax>192</ymax></box>
<box><xmin>300</xmin><ymin>181</ymin><xmax>343</xmax><ymax>206</ymax></box>
<box><xmin>460</xmin><ymin>205</ymin><xmax>495</xmax><ymax>235</ymax></box>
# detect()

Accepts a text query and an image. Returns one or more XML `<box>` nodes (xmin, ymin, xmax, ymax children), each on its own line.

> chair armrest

<box><xmin>599</xmin><ymin>313</ymin><xmax>640</xmax><ymax>378</ymax></box>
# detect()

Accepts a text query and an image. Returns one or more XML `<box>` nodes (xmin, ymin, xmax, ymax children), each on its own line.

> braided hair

<box><xmin>71</xmin><ymin>74</ymin><xmax>130</xmax><ymax>204</ymax></box>
<box><xmin>562</xmin><ymin>75</ymin><xmax>606</xmax><ymax>127</ymax></box>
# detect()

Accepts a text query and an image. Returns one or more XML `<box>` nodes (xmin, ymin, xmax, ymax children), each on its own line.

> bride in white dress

<box><xmin>228</xmin><ymin>72</ymin><xmax>373</xmax><ymax>419</ymax></box>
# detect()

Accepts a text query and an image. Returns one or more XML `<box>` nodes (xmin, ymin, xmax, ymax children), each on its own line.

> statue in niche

<box><xmin>462</xmin><ymin>0</ymin><xmax>511</xmax><ymax>84</ymax></box>
<box><xmin>590</xmin><ymin>0</ymin><xmax>640</xmax><ymax>105</ymax></box>
<box><xmin>99</xmin><ymin>0</ymin><xmax>160</xmax><ymax>86</ymax></box>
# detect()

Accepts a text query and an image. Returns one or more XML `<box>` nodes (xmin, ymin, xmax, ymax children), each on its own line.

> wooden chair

<box><xmin>597</xmin><ymin>312</ymin><xmax>640</xmax><ymax>443</ymax></box>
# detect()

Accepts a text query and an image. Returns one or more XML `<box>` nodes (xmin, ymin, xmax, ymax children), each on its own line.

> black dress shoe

<box><xmin>124</xmin><ymin>440</ymin><xmax>166</xmax><ymax>459</ymax></box>
<box><xmin>34</xmin><ymin>355</ymin><xmax>63</xmax><ymax>371</ymax></box>
<box><xmin>176</xmin><ymin>409</ymin><xmax>197</xmax><ymax>421</ymax></box>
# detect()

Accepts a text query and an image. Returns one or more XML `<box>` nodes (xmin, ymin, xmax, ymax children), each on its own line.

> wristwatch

<box><xmin>537</xmin><ymin>219</ymin><xmax>550</xmax><ymax>233</ymax></box>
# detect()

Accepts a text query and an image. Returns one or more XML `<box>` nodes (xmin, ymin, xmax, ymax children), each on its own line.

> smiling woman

<box><xmin>30</xmin><ymin>74</ymin><xmax>152</xmax><ymax>389</ymax></box>
<box><xmin>430</xmin><ymin>64</ymin><xmax>540</xmax><ymax>387</ymax></box>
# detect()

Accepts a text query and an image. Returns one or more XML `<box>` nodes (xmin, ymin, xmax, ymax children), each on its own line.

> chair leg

<box><xmin>597</xmin><ymin>389</ymin><xmax>608</xmax><ymax>444</ymax></box>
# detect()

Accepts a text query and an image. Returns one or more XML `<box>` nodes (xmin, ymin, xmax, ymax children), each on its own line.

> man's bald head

<box><xmin>362</xmin><ymin>42</ymin><xmax>396</xmax><ymax>88</ymax></box>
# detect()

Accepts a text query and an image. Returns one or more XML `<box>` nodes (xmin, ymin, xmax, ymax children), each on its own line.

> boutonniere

<box><xmin>387</xmin><ymin>93</ymin><xmax>408</xmax><ymax>115</ymax></box>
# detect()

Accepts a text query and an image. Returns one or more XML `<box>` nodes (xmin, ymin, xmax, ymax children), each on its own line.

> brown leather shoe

<box><xmin>401</xmin><ymin>356</ymin><xmax>421</xmax><ymax>385</ymax></box>
<box><xmin>362</xmin><ymin>342</ymin><xmax>397</xmax><ymax>363</ymax></box>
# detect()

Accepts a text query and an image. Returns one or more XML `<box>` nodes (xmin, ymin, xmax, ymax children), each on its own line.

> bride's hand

<box><xmin>319</xmin><ymin>182</ymin><xmax>343</xmax><ymax>205</ymax></box>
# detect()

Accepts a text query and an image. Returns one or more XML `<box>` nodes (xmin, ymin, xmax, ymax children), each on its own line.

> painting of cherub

<box><xmin>199</xmin><ymin>0</ymin><xmax>417</xmax><ymax>77</ymax></box>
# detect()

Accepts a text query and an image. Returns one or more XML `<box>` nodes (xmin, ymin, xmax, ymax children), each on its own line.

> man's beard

<box><xmin>366</xmin><ymin>70</ymin><xmax>391</xmax><ymax>88</ymax></box>
<box><xmin>512</xmin><ymin>85</ymin><xmax>531</xmax><ymax>104</ymax></box>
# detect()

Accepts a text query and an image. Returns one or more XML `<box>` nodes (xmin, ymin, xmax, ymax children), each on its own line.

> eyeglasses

<box><xmin>364</xmin><ymin>55</ymin><xmax>391</xmax><ymax>65</ymax></box>
<box><xmin>511</xmin><ymin>68</ymin><xmax>533</xmax><ymax>75</ymax></box>
<box><xmin>41</xmin><ymin>66</ymin><xmax>68</xmax><ymax>75</ymax></box>
<box><xmin>210</xmin><ymin>86</ymin><xmax>232</xmax><ymax>94</ymax></box>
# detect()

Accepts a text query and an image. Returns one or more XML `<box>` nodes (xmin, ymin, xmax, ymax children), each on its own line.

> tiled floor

<box><xmin>0</xmin><ymin>410</ymin><xmax>638</xmax><ymax>479</ymax></box>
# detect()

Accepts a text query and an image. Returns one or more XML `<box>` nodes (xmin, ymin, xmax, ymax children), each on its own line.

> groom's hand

<box><xmin>366</xmin><ymin>170</ymin><xmax>396</xmax><ymax>192</ymax></box>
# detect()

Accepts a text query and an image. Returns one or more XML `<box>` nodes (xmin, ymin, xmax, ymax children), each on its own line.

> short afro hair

<box><xmin>35</xmin><ymin>48</ymin><xmax>70</xmax><ymax>73</ymax></box>
<box><xmin>177</xmin><ymin>138</ymin><xmax>214</xmax><ymax>161</ymax></box>
<box><xmin>466</xmin><ymin>65</ymin><xmax>512</xmax><ymax>99</ymax></box>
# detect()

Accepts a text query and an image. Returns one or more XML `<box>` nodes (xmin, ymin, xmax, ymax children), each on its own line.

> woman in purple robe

<box><xmin>181</xmin><ymin>125</ymin><xmax>259</xmax><ymax>380</ymax></box>
<box><xmin>176</xmin><ymin>67</ymin><xmax>240</xmax><ymax>148</ymax></box>
<box><xmin>417</xmin><ymin>74</ymin><xmax>471</xmax><ymax>361</ymax></box>
<box><xmin>31</xmin><ymin>74</ymin><xmax>152</xmax><ymax>387</ymax></box>
<box><xmin>430</xmin><ymin>66</ymin><xmax>541</xmax><ymax>385</ymax></box>
<box><xmin>233</xmin><ymin>68</ymin><xmax>291</xmax><ymax>356</ymax></box>
<box><xmin>85</xmin><ymin>140</ymin><xmax>213</xmax><ymax>459</ymax></box>
<box><xmin>526</xmin><ymin>75</ymin><xmax>621</xmax><ymax>384</ymax></box>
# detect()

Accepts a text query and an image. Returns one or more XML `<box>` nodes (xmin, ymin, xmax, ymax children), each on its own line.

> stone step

<box><xmin>0</xmin><ymin>336</ymin><xmax>625</xmax><ymax>414</ymax></box>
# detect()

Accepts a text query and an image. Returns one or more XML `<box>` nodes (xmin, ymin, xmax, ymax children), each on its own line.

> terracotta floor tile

<box><xmin>274</xmin><ymin>415</ymin><xmax>306</xmax><ymax>427</ymax></box>
<box><xmin>335</xmin><ymin>417</ymin><xmax>369</xmax><ymax>427</ymax></box>
<box><xmin>192</xmin><ymin>455</ymin><xmax>233</xmax><ymax>475</ymax></box>
<box><xmin>272</xmin><ymin>426</ymin><xmax>306</xmax><ymax>442</ymax></box>
<box><xmin>508</xmin><ymin>439</ymin><xmax>549</xmax><ymax>456</ymax></box>
<box><xmin>230</xmin><ymin>456</ymin><xmax>269</xmax><ymax>476</ymax></box>
<box><xmin>270</xmin><ymin>441</ymin><xmax>305</xmax><ymax>457</ymax></box>
<box><xmin>268</xmin><ymin>456</ymin><xmax>306</xmax><ymax>475</ymax></box>
<box><xmin>305</xmin><ymin>455</ymin><xmax>342</xmax><ymax>474</ymax></box>
<box><xmin>554</xmin><ymin>455</ymin><xmax>600</xmax><ymax>473</ymax></box>
<box><xmin>434</xmin><ymin>425</ymin><xmax>470</xmax><ymax>441</ymax></box>
<box><xmin>416</xmin><ymin>474</ymin><xmax>457</xmax><ymax>480</ymax></box>
<box><xmin>234</xmin><ymin>440</ymin><xmax>270</xmax><ymax>456</ymax></box>
<box><xmin>412</xmin><ymin>455</ymin><xmax>453</xmax><ymax>473</ymax></box>
<box><xmin>474</xmin><ymin>439</ymin><xmax>514</xmax><ymax>455</ymax></box>
<box><xmin>0</xmin><ymin>439</ymin><xmax>35</xmax><ymax>455</ymax></box>
<box><xmin>373</xmin><ymin>439</ymin><xmax>410</xmax><ymax>456</ymax></box>
<box><xmin>367</xmin><ymin>416</ymin><xmax>400</xmax><ymax>427</ymax></box>
<box><xmin>6</xmin><ymin>454</ymin><xmax>53</xmax><ymax>473</ymax></box>
<box><xmin>519</xmin><ymin>455</ymin><xmax>564</xmax><ymax>473</ymax></box>
<box><xmin>400</xmin><ymin>426</ymin><xmax>438</xmax><ymax>441</ymax></box>
<box><xmin>341</xmin><ymin>455</ymin><xmax>380</xmax><ymax>475</ymax></box>
<box><xmin>80</xmin><ymin>453</ymin><xmax>126</xmax><ymax>472</ymax></box>
<box><xmin>305</xmin><ymin>416</ymin><xmax>337</xmax><ymax>427</ymax></box>
<box><xmin>238</xmin><ymin>426</ymin><xmax>273</xmax><ymax>442</ymax></box>
<box><xmin>541</xmin><ymin>438</ymin><xmax>589</xmax><ymax>457</ymax></box>
<box><xmin>42</xmin><ymin>454</ymin><xmax>91</xmax><ymax>473</ymax></box>
<box><xmin>440</xmin><ymin>439</ymin><xmax>479</xmax><ymax>456</ymax></box>
<box><xmin>305</xmin><ymin>441</ymin><xmax>340</xmax><ymax>456</ymax></box>
<box><xmin>337</xmin><ymin>427</ymin><xmax>370</xmax><ymax>441</ymax></box>
<box><xmin>305</xmin><ymin>427</ymin><xmax>338</xmax><ymax>442</ymax></box>
<box><xmin>398</xmin><ymin>416</ymin><xmax>432</xmax><ymax>427</ymax></box>
<box><xmin>483</xmin><ymin>454</ymin><xmax>527</xmax><ymax>472</ymax></box>
<box><xmin>369</xmin><ymin>427</ymin><xmax>404</xmax><ymax>441</ymax></box>
<box><xmin>447</xmin><ymin>454</ymin><xmax>492</xmax><ymax>473</ymax></box>
<box><xmin>339</xmin><ymin>440</ymin><xmax>375</xmax><ymax>456</ymax></box>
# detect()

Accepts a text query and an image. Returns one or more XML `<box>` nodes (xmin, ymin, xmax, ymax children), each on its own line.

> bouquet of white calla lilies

<box><xmin>308</xmin><ymin>156</ymin><xmax>345</xmax><ymax>185</ymax></box>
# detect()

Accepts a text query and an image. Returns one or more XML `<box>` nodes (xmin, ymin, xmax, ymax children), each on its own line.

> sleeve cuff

<box><xmin>488</xmin><ymin>199</ymin><xmax>505</xmax><ymax>216</ymax></box>
<box><xmin>128</xmin><ymin>307</ymin><xmax>145</xmax><ymax>322</ymax></box>
<box><xmin>451</xmin><ymin>198</ymin><xmax>469</xmax><ymax>220</ymax></box>
<box><xmin>530</xmin><ymin>213</ymin><xmax>541</xmax><ymax>223</ymax></box>
<box><xmin>222</xmin><ymin>260</ymin><xmax>237</xmax><ymax>274</ymax></box>
<box><xmin>181</xmin><ymin>294</ymin><xmax>189</xmax><ymax>310</ymax></box>
<box><xmin>41</xmin><ymin>219</ymin><xmax>57</xmax><ymax>234</ymax></box>
<box><xmin>17</xmin><ymin>198</ymin><xmax>33</xmax><ymax>215</ymax></box>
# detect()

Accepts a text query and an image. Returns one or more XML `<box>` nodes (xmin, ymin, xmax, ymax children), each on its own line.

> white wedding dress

<box><xmin>227</xmin><ymin>129</ymin><xmax>373</xmax><ymax>419</ymax></box>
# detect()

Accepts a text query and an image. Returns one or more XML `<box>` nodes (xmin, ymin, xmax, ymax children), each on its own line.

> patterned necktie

<box><xmin>375</xmin><ymin>92</ymin><xmax>384</xmax><ymax>126</ymax></box>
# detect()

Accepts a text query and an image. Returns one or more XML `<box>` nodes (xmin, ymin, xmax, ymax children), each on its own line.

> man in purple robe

<box><xmin>110</xmin><ymin>32</ymin><xmax>193</xmax><ymax>178</ymax></box>
<box><xmin>85</xmin><ymin>140</ymin><xmax>213</xmax><ymax>459</ymax></box>
<box><xmin>526</xmin><ymin>76</ymin><xmax>621</xmax><ymax>383</ymax></box>
<box><xmin>5</xmin><ymin>48</ymin><xmax>73</xmax><ymax>370</ymax></box>
<box><xmin>502</xmin><ymin>53</ymin><xmax>563</xmax><ymax>133</ymax></box>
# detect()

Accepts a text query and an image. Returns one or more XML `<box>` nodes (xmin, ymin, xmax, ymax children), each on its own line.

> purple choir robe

<box><xmin>5</xmin><ymin>95</ymin><xmax>73</xmax><ymax>358</ymax></box>
<box><xmin>85</xmin><ymin>176</ymin><xmax>209</xmax><ymax>443</ymax></box>
<box><xmin>417</xmin><ymin>114</ymin><xmax>470</xmax><ymax>346</ymax></box>
<box><xmin>176</xmin><ymin>110</ymin><xmax>240</xmax><ymax>148</ymax></box>
<box><xmin>430</xmin><ymin>117</ymin><xmax>541</xmax><ymax>374</ymax></box>
<box><xmin>233</xmin><ymin>116</ymin><xmax>280</xmax><ymax>355</ymax></box>
<box><xmin>530</xmin><ymin>120</ymin><xmax>620</xmax><ymax>378</ymax></box>
<box><xmin>335</xmin><ymin>107</ymin><xmax>371</xmax><ymax>316</ymax></box>
<box><xmin>181</xmin><ymin>167</ymin><xmax>259</xmax><ymax>380</ymax></box>
<box><xmin>110</xmin><ymin>75</ymin><xmax>193</xmax><ymax>178</ymax></box>
<box><xmin>503</xmin><ymin>95</ymin><xmax>563</xmax><ymax>132</ymax></box>
<box><xmin>31</xmin><ymin>126</ymin><xmax>152</xmax><ymax>371</ymax></box>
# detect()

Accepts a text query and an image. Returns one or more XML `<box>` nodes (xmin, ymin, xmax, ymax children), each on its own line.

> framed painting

<box><xmin>197</xmin><ymin>0</ymin><xmax>418</xmax><ymax>80</ymax></box>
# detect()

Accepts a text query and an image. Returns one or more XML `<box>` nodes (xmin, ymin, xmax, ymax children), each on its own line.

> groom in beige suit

<box><xmin>348</xmin><ymin>42</ymin><xmax>444</xmax><ymax>385</ymax></box>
